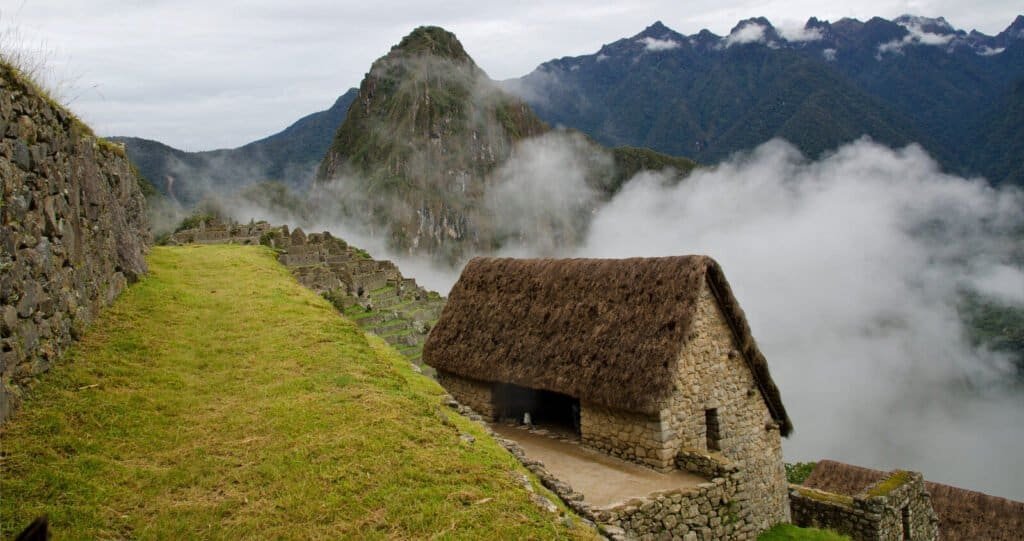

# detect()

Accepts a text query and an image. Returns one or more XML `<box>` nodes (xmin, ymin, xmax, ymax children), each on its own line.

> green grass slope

<box><xmin>758</xmin><ymin>524</ymin><xmax>851</xmax><ymax>540</ymax></box>
<box><xmin>0</xmin><ymin>245</ymin><xmax>593</xmax><ymax>540</ymax></box>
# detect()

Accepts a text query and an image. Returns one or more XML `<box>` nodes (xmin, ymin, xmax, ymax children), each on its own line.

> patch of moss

<box><xmin>865</xmin><ymin>471</ymin><xmax>912</xmax><ymax>497</ymax></box>
<box><xmin>794</xmin><ymin>487</ymin><xmax>854</xmax><ymax>507</ymax></box>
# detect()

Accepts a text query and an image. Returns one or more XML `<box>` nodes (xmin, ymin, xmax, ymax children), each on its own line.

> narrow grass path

<box><xmin>758</xmin><ymin>524</ymin><xmax>851</xmax><ymax>540</ymax></box>
<box><xmin>1</xmin><ymin>245</ymin><xmax>593</xmax><ymax>539</ymax></box>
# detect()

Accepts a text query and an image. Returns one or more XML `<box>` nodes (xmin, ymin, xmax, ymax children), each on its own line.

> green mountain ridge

<box><xmin>113</xmin><ymin>89</ymin><xmax>358</xmax><ymax>206</ymax></box>
<box><xmin>315</xmin><ymin>26</ymin><xmax>693</xmax><ymax>261</ymax></box>
<box><xmin>511</xmin><ymin>15</ymin><xmax>1024</xmax><ymax>186</ymax></box>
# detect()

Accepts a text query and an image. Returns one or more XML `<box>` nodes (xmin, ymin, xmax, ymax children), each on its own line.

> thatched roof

<box><xmin>804</xmin><ymin>460</ymin><xmax>1024</xmax><ymax>540</ymax></box>
<box><xmin>423</xmin><ymin>256</ymin><xmax>791</xmax><ymax>435</ymax></box>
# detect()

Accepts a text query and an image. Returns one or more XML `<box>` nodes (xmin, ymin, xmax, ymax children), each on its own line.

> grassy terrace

<box><xmin>759</xmin><ymin>524</ymin><xmax>851</xmax><ymax>541</ymax></box>
<box><xmin>0</xmin><ymin>245</ymin><xmax>593</xmax><ymax>539</ymax></box>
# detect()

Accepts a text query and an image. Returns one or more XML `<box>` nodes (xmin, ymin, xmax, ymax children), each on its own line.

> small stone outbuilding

<box><xmin>424</xmin><ymin>256</ymin><xmax>793</xmax><ymax>533</ymax></box>
<box><xmin>797</xmin><ymin>460</ymin><xmax>1023</xmax><ymax>541</ymax></box>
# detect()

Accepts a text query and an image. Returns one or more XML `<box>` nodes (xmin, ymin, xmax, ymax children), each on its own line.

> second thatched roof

<box><xmin>423</xmin><ymin>256</ymin><xmax>791</xmax><ymax>435</ymax></box>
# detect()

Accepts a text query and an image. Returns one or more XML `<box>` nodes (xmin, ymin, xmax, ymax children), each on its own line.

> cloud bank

<box><xmin>575</xmin><ymin>139</ymin><xmax>1024</xmax><ymax>499</ymax></box>
<box><xmin>878</xmin><ymin>21</ymin><xmax>955</xmax><ymax>56</ymax></box>
<box><xmin>724</xmin><ymin>23</ymin><xmax>768</xmax><ymax>47</ymax></box>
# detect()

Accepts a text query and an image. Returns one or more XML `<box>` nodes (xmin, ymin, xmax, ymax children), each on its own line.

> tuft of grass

<box><xmin>865</xmin><ymin>470</ymin><xmax>912</xmax><ymax>497</ymax></box>
<box><xmin>0</xmin><ymin>245</ymin><xmax>595</xmax><ymax>540</ymax></box>
<box><xmin>757</xmin><ymin>524</ymin><xmax>851</xmax><ymax>540</ymax></box>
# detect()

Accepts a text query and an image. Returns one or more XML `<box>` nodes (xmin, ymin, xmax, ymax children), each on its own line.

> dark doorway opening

<box><xmin>493</xmin><ymin>382</ymin><xmax>580</xmax><ymax>436</ymax></box>
<box><xmin>902</xmin><ymin>505</ymin><xmax>911</xmax><ymax>539</ymax></box>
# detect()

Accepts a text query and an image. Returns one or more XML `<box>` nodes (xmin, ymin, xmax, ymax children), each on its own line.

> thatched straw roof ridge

<box><xmin>423</xmin><ymin>255</ymin><xmax>791</xmax><ymax>435</ymax></box>
<box><xmin>804</xmin><ymin>460</ymin><xmax>1024</xmax><ymax>540</ymax></box>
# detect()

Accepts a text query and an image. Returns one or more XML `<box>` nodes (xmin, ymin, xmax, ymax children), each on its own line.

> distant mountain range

<box><xmin>508</xmin><ymin>15</ymin><xmax>1024</xmax><ymax>186</ymax></box>
<box><xmin>117</xmin><ymin>13</ymin><xmax>1024</xmax><ymax>208</ymax></box>
<box><xmin>113</xmin><ymin>89</ymin><xmax>357</xmax><ymax>206</ymax></box>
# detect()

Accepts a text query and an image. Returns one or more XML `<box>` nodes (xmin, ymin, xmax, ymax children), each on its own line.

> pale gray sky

<box><xmin>3</xmin><ymin>0</ymin><xmax>1020</xmax><ymax>150</ymax></box>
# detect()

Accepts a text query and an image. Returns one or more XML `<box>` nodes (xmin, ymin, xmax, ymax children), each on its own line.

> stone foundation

<box><xmin>791</xmin><ymin>471</ymin><xmax>939</xmax><ymax>541</ymax></box>
<box><xmin>436</xmin><ymin>371</ymin><xmax>495</xmax><ymax>419</ymax></box>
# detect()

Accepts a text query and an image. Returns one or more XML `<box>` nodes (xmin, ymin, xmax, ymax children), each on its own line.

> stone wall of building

<box><xmin>791</xmin><ymin>471</ymin><xmax>939</xmax><ymax>541</ymax></box>
<box><xmin>663</xmin><ymin>278</ymin><xmax>790</xmax><ymax>531</ymax></box>
<box><xmin>436</xmin><ymin>370</ymin><xmax>495</xmax><ymax>419</ymax></box>
<box><xmin>580</xmin><ymin>404</ymin><xmax>675</xmax><ymax>471</ymax></box>
<box><xmin>496</xmin><ymin>421</ymin><xmax>765</xmax><ymax>541</ymax></box>
<box><xmin>1</xmin><ymin>65</ymin><xmax>150</xmax><ymax>422</ymax></box>
<box><xmin>593</xmin><ymin>464</ymin><xmax>756</xmax><ymax>541</ymax></box>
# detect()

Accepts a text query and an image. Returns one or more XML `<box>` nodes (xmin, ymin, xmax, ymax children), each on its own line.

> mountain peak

<box><xmin>390</xmin><ymin>26</ymin><xmax>471</xmax><ymax>62</ymax></box>
<box><xmin>729</xmin><ymin>17</ymin><xmax>776</xmax><ymax>33</ymax></box>
<box><xmin>894</xmin><ymin>15</ymin><xmax>955</xmax><ymax>34</ymax></box>
<box><xmin>1008</xmin><ymin>14</ymin><xmax>1024</xmax><ymax>34</ymax></box>
<box><xmin>634</xmin><ymin>20</ymin><xmax>683</xmax><ymax>41</ymax></box>
<box><xmin>645</xmin><ymin>20</ymin><xmax>668</xmax><ymax>33</ymax></box>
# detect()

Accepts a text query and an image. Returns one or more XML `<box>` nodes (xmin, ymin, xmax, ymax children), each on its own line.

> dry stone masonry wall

<box><xmin>791</xmin><ymin>471</ymin><xmax>939</xmax><ymax>541</ymax></box>
<box><xmin>169</xmin><ymin>220</ymin><xmax>445</xmax><ymax>368</ymax></box>
<box><xmin>580</xmin><ymin>405</ymin><xmax>673</xmax><ymax>471</ymax></box>
<box><xmin>665</xmin><ymin>279</ymin><xmax>790</xmax><ymax>530</ymax></box>
<box><xmin>443</xmin><ymin>391</ymin><xmax>767</xmax><ymax>541</ymax></box>
<box><xmin>0</xmin><ymin>65</ymin><xmax>150</xmax><ymax>422</ymax></box>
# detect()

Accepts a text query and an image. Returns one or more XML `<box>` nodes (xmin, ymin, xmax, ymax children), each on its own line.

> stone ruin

<box><xmin>790</xmin><ymin>469</ymin><xmax>939</xmax><ymax>541</ymax></box>
<box><xmin>168</xmin><ymin>220</ymin><xmax>444</xmax><ymax>369</ymax></box>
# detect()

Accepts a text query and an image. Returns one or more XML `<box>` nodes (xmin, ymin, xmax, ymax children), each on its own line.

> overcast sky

<box><xmin>3</xmin><ymin>1</ymin><xmax>1021</xmax><ymax>150</ymax></box>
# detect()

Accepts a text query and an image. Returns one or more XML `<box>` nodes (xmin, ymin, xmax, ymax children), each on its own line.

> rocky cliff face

<box><xmin>0</xmin><ymin>63</ymin><xmax>150</xmax><ymax>422</ymax></box>
<box><xmin>316</xmin><ymin>27</ymin><xmax>695</xmax><ymax>262</ymax></box>
<box><xmin>316</xmin><ymin>26</ymin><xmax>551</xmax><ymax>261</ymax></box>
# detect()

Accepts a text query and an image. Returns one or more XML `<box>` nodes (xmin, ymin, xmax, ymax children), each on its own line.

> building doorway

<box><xmin>493</xmin><ymin>382</ymin><xmax>580</xmax><ymax>436</ymax></box>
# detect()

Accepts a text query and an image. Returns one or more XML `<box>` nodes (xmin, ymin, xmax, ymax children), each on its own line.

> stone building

<box><xmin>797</xmin><ymin>460</ymin><xmax>1022</xmax><ymax>541</ymax></box>
<box><xmin>424</xmin><ymin>256</ymin><xmax>793</xmax><ymax>536</ymax></box>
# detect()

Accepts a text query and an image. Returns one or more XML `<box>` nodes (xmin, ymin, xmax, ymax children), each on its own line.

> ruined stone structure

<box><xmin>424</xmin><ymin>256</ymin><xmax>793</xmax><ymax>539</ymax></box>
<box><xmin>798</xmin><ymin>460</ymin><xmax>1023</xmax><ymax>541</ymax></box>
<box><xmin>0</xmin><ymin>64</ymin><xmax>150</xmax><ymax>422</ymax></box>
<box><xmin>792</xmin><ymin>471</ymin><xmax>938</xmax><ymax>541</ymax></box>
<box><xmin>169</xmin><ymin>221</ymin><xmax>444</xmax><ymax>366</ymax></box>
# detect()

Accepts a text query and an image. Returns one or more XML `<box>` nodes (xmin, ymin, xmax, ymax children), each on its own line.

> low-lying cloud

<box><xmin>877</xmin><ymin>21</ymin><xmax>955</xmax><ymax>56</ymax></box>
<box><xmin>778</xmin><ymin>25</ymin><xmax>824</xmax><ymax>42</ymax></box>
<box><xmin>638</xmin><ymin>36</ymin><xmax>681</xmax><ymax>52</ymax></box>
<box><xmin>724</xmin><ymin>23</ymin><xmax>768</xmax><ymax>47</ymax></box>
<box><xmin>575</xmin><ymin>138</ymin><xmax>1024</xmax><ymax>499</ymax></box>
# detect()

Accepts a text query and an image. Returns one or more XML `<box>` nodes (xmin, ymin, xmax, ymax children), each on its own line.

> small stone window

<box><xmin>705</xmin><ymin>408</ymin><xmax>720</xmax><ymax>451</ymax></box>
<box><xmin>902</xmin><ymin>505</ymin><xmax>911</xmax><ymax>539</ymax></box>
